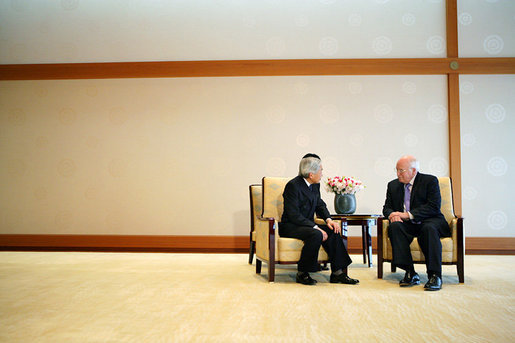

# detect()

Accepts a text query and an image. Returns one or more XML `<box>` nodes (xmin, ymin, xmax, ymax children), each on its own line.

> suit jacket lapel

<box><xmin>397</xmin><ymin>181</ymin><xmax>405</xmax><ymax>211</ymax></box>
<box><xmin>299</xmin><ymin>178</ymin><xmax>316</xmax><ymax>216</ymax></box>
<box><xmin>307</xmin><ymin>184</ymin><xmax>317</xmax><ymax>215</ymax></box>
<box><xmin>410</xmin><ymin>173</ymin><xmax>421</xmax><ymax>208</ymax></box>
<box><xmin>298</xmin><ymin>177</ymin><xmax>313</xmax><ymax>199</ymax></box>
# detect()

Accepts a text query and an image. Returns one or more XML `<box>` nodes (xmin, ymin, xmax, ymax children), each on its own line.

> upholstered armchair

<box><xmin>377</xmin><ymin>177</ymin><xmax>464</xmax><ymax>283</ymax></box>
<box><xmin>248</xmin><ymin>184</ymin><xmax>262</xmax><ymax>264</ymax></box>
<box><xmin>255</xmin><ymin>177</ymin><xmax>341</xmax><ymax>282</ymax></box>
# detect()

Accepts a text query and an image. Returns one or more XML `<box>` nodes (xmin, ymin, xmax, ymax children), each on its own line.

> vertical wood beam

<box><xmin>446</xmin><ymin>0</ymin><xmax>462</xmax><ymax>216</ymax></box>
<box><xmin>448</xmin><ymin>73</ymin><xmax>462</xmax><ymax>216</ymax></box>
<box><xmin>446</xmin><ymin>0</ymin><xmax>459</xmax><ymax>58</ymax></box>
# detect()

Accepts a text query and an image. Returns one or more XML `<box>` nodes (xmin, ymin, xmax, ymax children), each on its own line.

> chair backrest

<box><xmin>261</xmin><ymin>177</ymin><xmax>291</xmax><ymax>221</ymax></box>
<box><xmin>438</xmin><ymin>177</ymin><xmax>456</xmax><ymax>224</ymax></box>
<box><xmin>249</xmin><ymin>184</ymin><xmax>262</xmax><ymax>232</ymax></box>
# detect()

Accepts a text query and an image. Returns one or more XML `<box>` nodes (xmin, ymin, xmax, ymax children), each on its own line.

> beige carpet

<box><xmin>1</xmin><ymin>252</ymin><xmax>514</xmax><ymax>342</ymax></box>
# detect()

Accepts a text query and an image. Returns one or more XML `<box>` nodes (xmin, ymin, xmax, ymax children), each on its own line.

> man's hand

<box><xmin>316</xmin><ymin>227</ymin><xmax>328</xmax><ymax>241</ymax></box>
<box><xmin>326</xmin><ymin>218</ymin><xmax>341</xmax><ymax>234</ymax></box>
<box><xmin>388</xmin><ymin>211</ymin><xmax>410</xmax><ymax>223</ymax></box>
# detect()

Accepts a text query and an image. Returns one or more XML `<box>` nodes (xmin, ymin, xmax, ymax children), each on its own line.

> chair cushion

<box><xmin>382</xmin><ymin>219</ymin><xmax>458</xmax><ymax>263</ymax></box>
<box><xmin>407</xmin><ymin>237</ymin><xmax>454</xmax><ymax>262</ymax></box>
<box><xmin>277</xmin><ymin>237</ymin><xmax>328</xmax><ymax>261</ymax></box>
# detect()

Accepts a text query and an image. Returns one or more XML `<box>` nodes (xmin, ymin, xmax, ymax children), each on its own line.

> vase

<box><xmin>334</xmin><ymin>193</ymin><xmax>356</xmax><ymax>214</ymax></box>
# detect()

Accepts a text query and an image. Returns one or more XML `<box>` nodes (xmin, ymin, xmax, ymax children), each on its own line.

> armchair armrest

<box><xmin>314</xmin><ymin>217</ymin><xmax>343</xmax><ymax>235</ymax></box>
<box><xmin>314</xmin><ymin>217</ymin><xmax>342</xmax><ymax>226</ymax></box>
<box><xmin>449</xmin><ymin>216</ymin><xmax>464</xmax><ymax>267</ymax></box>
<box><xmin>377</xmin><ymin>217</ymin><xmax>388</xmax><ymax>279</ymax></box>
<box><xmin>377</xmin><ymin>217</ymin><xmax>389</xmax><ymax>253</ymax></box>
<box><xmin>255</xmin><ymin>215</ymin><xmax>276</xmax><ymax>262</ymax></box>
<box><xmin>314</xmin><ymin>217</ymin><xmax>326</xmax><ymax>226</ymax></box>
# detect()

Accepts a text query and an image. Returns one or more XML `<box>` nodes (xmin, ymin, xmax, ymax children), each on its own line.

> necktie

<box><xmin>404</xmin><ymin>183</ymin><xmax>411</xmax><ymax>212</ymax></box>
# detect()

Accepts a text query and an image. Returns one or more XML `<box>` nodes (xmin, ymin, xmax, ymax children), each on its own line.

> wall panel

<box><xmin>0</xmin><ymin>75</ymin><xmax>448</xmax><ymax>236</ymax></box>
<box><xmin>458</xmin><ymin>0</ymin><xmax>515</xmax><ymax>57</ymax></box>
<box><xmin>460</xmin><ymin>74</ymin><xmax>515</xmax><ymax>238</ymax></box>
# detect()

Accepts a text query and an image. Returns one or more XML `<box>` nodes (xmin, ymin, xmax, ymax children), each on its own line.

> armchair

<box><xmin>255</xmin><ymin>177</ymin><xmax>340</xmax><ymax>282</ymax></box>
<box><xmin>377</xmin><ymin>177</ymin><xmax>464</xmax><ymax>283</ymax></box>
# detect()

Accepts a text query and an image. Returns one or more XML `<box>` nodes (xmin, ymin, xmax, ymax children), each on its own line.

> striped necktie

<box><xmin>404</xmin><ymin>183</ymin><xmax>411</xmax><ymax>212</ymax></box>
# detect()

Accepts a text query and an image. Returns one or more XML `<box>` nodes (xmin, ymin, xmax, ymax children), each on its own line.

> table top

<box><xmin>331</xmin><ymin>214</ymin><xmax>381</xmax><ymax>220</ymax></box>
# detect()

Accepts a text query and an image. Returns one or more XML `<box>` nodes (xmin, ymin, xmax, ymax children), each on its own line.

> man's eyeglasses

<box><xmin>395</xmin><ymin>168</ymin><xmax>409</xmax><ymax>174</ymax></box>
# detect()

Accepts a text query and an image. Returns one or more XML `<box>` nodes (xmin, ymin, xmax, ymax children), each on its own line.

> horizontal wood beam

<box><xmin>1</xmin><ymin>234</ymin><xmax>514</xmax><ymax>255</ymax></box>
<box><xmin>1</xmin><ymin>58</ymin><xmax>514</xmax><ymax>80</ymax></box>
<box><xmin>456</xmin><ymin>58</ymin><xmax>515</xmax><ymax>74</ymax></box>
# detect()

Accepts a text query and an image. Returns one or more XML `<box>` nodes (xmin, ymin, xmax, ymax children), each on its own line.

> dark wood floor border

<box><xmin>464</xmin><ymin>237</ymin><xmax>515</xmax><ymax>255</ymax></box>
<box><xmin>1</xmin><ymin>235</ymin><xmax>513</xmax><ymax>255</ymax></box>
<box><xmin>1</xmin><ymin>58</ymin><xmax>514</xmax><ymax>80</ymax></box>
<box><xmin>0</xmin><ymin>235</ymin><xmax>248</xmax><ymax>253</ymax></box>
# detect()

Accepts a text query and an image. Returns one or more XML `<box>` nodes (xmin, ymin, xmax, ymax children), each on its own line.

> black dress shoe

<box><xmin>296</xmin><ymin>272</ymin><xmax>317</xmax><ymax>285</ymax></box>
<box><xmin>318</xmin><ymin>264</ymin><xmax>329</xmax><ymax>271</ymax></box>
<box><xmin>399</xmin><ymin>272</ymin><xmax>420</xmax><ymax>287</ymax></box>
<box><xmin>330</xmin><ymin>273</ymin><xmax>359</xmax><ymax>284</ymax></box>
<box><xmin>424</xmin><ymin>275</ymin><xmax>442</xmax><ymax>291</ymax></box>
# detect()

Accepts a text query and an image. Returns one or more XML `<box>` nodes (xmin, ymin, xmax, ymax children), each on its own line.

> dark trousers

<box><xmin>279</xmin><ymin>224</ymin><xmax>352</xmax><ymax>273</ymax></box>
<box><xmin>388</xmin><ymin>219</ymin><xmax>450</xmax><ymax>275</ymax></box>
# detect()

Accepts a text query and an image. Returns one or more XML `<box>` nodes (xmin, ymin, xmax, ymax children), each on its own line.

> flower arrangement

<box><xmin>325</xmin><ymin>176</ymin><xmax>365</xmax><ymax>195</ymax></box>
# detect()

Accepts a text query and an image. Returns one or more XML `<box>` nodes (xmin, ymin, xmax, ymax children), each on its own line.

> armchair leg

<box><xmin>268</xmin><ymin>262</ymin><xmax>275</xmax><ymax>282</ymax></box>
<box><xmin>248</xmin><ymin>241</ymin><xmax>255</xmax><ymax>264</ymax></box>
<box><xmin>377</xmin><ymin>217</ymin><xmax>385</xmax><ymax>279</ymax></box>
<box><xmin>256</xmin><ymin>259</ymin><xmax>262</xmax><ymax>274</ymax></box>
<box><xmin>457</xmin><ymin>262</ymin><xmax>464</xmax><ymax>283</ymax></box>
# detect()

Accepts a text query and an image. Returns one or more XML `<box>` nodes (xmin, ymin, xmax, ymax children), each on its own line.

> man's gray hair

<box><xmin>299</xmin><ymin>157</ymin><xmax>321</xmax><ymax>178</ymax></box>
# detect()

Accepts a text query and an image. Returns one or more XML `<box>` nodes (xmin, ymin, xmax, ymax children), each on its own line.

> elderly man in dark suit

<box><xmin>383</xmin><ymin>155</ymin><xmax>451</xmax><ymax>291</ymax></box>
<box><xmin>279</xmin><ymin>153</ymin><xmax>358</xmax><ymax>286</ymax></box>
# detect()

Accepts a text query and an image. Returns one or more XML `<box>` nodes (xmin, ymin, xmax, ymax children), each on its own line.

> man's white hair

<box><xmin>408</xmin><ymin>156</ymin><xmax>420</xmax><ymax>171</ymax></box>
<box><xmin>299</xmin><ymin>157</ymin><xmax>321</xmax><ymax>178</ymax></box>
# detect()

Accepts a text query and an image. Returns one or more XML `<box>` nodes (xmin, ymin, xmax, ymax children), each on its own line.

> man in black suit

<box><xmin>382</xmin><ymin>155</ymin><xmax>451</xmax><ymax>291</ymax></box>
<box><xmin>279</xmin><ymin>153</ymin><xmax>358</xmax><ymax>285</ymax></box>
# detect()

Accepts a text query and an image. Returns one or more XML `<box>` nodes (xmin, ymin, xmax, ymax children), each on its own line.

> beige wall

<box><xmin>0</xmin><ymin>1</ymin><xmax>514</xmax><ymax>238</ymax></box>
<box><xmin>0</xmin><ymin>76</ymin><xmax>449</xmax><ymax>236</ymax></box>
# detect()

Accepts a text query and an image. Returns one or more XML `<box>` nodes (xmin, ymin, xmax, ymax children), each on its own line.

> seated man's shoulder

<box><xmin>418</xmin><ymin>172</ymin><xmax>438</xmax><ymax>182</ymax></box>
<box><xmin>388</xmin><ymin>178</ymin><xmax>401</xmax><ymax>187</ymax></box>
<box><xmin>284</xmin><ymin>176</ymin><xmax>301</xmax><ymax>191</ymax></box>
<box><xmin>288</xmin><ymin>175</ymin><xmax>303</xmax><ymax>185</ymax></box>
